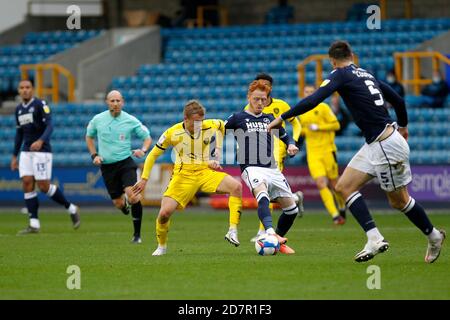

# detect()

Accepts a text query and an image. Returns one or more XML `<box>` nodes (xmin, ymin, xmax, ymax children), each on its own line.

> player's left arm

<box><xmin>379</xmin><ymin>80</ymin><xmax>408</xmax><ymax>139</ymax></box>
<box><xmin>31</xmin><ymin>102</ymin><xmax>53</xmax><ymax>151</ymax></box>
<box><xmin>271</xmin><ymin>116</ymin><xmax>298</xmax><ymax>157</ymax></box>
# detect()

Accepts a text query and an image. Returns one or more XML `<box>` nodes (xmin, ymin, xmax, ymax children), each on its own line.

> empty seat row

<box><xmin>22</xmin><ymin>30</ymin><xmax>102</xmax><ymax>45</ymax></box>
<box><xmin>161</xmin><ymin>19</ymin><xmax>449</xmax><ymax>40</ymax></box>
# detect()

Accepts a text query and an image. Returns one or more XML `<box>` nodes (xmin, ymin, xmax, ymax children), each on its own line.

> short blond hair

<box><xmin>184</xmin><ymin>99</ymin><xmax>205</xmax><ymax>118</ymax></box>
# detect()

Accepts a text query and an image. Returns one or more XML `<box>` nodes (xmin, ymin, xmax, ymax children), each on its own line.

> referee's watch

<box><xmin>91</xmin><ymin>153</ymin><xmax>98</xmax><ymax>160</ymax></box>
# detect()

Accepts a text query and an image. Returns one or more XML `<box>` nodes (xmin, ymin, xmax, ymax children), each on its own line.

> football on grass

<box><xmin>255</xmin><ymin>234</ymin><xmax>280</xmax><ymax>256</ymax></box>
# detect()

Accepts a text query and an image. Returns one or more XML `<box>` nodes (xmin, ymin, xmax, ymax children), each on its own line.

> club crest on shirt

<box><xmin>273</xmin><ymin>108</ymin><xmax>279</xmax><ymax>114</ymax></box>
<box><xmin>43</xmin><ymin>105</ymin><xmax>51</xmax><ymax>114</ymax></box>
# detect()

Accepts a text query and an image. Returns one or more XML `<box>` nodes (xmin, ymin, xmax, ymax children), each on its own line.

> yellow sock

<box><xmin>156</xmin><ymin>218</ymin><xmax>170</xmax><ymax>246</ymax></box>
<box><xmin>333</xmin><ymin>190</ymin><xmax>346</xmax><ymax>211</ymax></box>
<box><xmin>228</xmin><ymin>196</ymin><xmax>242</xmax><ymax>229</ymax></box>
<box><xmin>319</xmin><ymin>187</ymin><xmax>339</xmax><ymax>218</ymax></box>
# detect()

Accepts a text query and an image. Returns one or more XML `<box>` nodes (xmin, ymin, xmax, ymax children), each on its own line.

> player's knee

<box><xmin>36</xmin><ymin>181</ymin><xmax>50</xmax><ymax>193</ymax></box>
<box><xmin>316</xmin><ymin>177</ymin><xmax>327</xmax><ymax>189</ymax></box>
<box><xmin>388</xmin><ymin>197</ymin><xmax>408</xmax><ymax>210</ymax></box>
<box><xmin>158</xmin><ymin>209</ymin><xmax>172</xmax><ymax>222</ymax></box>
<box><xmin>334</xmin><ymin>181</ymin><xmax>345</xmax><ymax>195</ymax></box>
<box><xmin>22</xmin><ymin>179</ymin><xmax>34</xmax><ymax>192</ymax></box>
<box><xmin>231</xmin><ymin>182</ymin><xmax>242</xmax><ymax>197</ymax></box>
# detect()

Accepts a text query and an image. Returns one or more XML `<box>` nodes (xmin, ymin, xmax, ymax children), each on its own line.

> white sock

<box><xmin>428</xmin><ymin>228</ymin><xmax>442</xmax><ymax>242</ymax></box>
<box><xmin>366</xmin><ymin>227</ymin><xmax>383</xmax><ymax>242</ymax></box>
<box><xmin>292</xmin><ymin>193</ymin><xmax>299</xmax><ymax>203</ymax></box>
<box><xmin>29</xmin><ymin>218</ymin><xmax>40</xmax><ymax>229</ymax></box>
<box><xmin>67</xmin><ymin>203</ymin><xmax>77</xmax><ymax>215</ymax></box>
<box><xmin>266</xmin><ymin>227</ymin><xmax>275</xmax><ymax>235</ymax></box>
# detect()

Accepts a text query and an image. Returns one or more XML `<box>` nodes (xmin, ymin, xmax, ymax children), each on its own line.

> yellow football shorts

<box><xmin>164</xmin><ymin>168</ymin><xmax>228</xmax><ymax>209</ymax></box>
<box><xmin>307</xmin><ymin>150</ymin><xmax>339</xmax><ymax>180</ymax></box>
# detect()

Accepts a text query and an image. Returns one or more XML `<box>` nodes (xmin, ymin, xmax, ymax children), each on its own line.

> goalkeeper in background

<box><xmin>132</xmin><ymin>100</ymin><xmax>243</xmax><ymax>256</ymax></box>
<box><xmin>240</xmin><ymin>73</ymin><xmax>304</xmax><ymax>242</ymax></box>
<box><xmin>299</xmin><ymin>84</ymin><xmax>346</xmax><ymax>225</ymax></box>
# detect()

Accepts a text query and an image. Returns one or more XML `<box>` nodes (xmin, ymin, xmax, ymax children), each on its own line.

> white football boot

<box><xmin>354</xmin><ymin>239</ymin><xmax>389</xmax><ymax>262</ymax></box>
<box><xmin>224</xmin><ymin>229</ymin><xmax>240</xmax><ymax>247</ymax></box>
<box><xmin>425</xmin><ymin>229</ymin><xmax>446</xmax><ymax>263</ymax></box>
<box><xmin>152</xmin><ymin>246</ymin><xmax>167</xmax><ymax>256</ymax></box>
<box><xmin>294</xmin><ymin>191</ymin><xmax>305</xmax><ymax>218</ymax></box>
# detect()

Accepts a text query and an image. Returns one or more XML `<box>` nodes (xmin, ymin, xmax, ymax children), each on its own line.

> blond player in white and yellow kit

<box><xmin>241</xmin><ymin>73</ymin><xmax>303</xmax><ymax>241</ymax></box>
<box><xmin>132</xmin><ymin>100</ymin><xmax>243</xmax><ymax>255</ymax></box>
<box><xmin>300</xmin><ymin>84</ymin><xmax>346</xmax><ymax>225</ymax></box>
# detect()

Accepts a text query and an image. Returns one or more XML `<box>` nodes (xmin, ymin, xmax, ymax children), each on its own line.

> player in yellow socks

<box><xmin>242</xmin><ymin>73</ymin><xmax>304</xmax><ymax>242</ymax></box>
<box><xmin>132</xmin><ymin>100</ymin><xmax>243</xmax><ymax>255</ymax></box>
<box><xmin>299</xmin><ymin>84</ymin><xmax>346</xmax><ymax>225</ymax></box>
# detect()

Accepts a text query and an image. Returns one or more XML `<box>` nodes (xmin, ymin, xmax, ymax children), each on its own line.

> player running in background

<box><xmin>86</xmin><ymin>90</ymin><xmax>151</xmax><ymax>243</ymax></box>
<box><xmin>225</xmin><ymin>80</ymin><xmax>299</xmax><ymax>254</ymax></box>
<box><xmin>240</xmin><ymin>73</ymin><xmax>304</xmax><ymax>242</ymax></box>
<box><xmin>132</xmin><ymin>100</ymin><xmax>243</xmax><ymax>255</ymax></box>
<box><xmin>269</xmin><ymin>41</ymin><xmax>445</xmax><ymax>263</ymax></box>
<box><xmin>299</xmin><ymin>84</ymin><xmax>346</xmax><ymax>225</ymax></box>
<box><xmin>11</xmin><ymin>80</ymin><xmax>80</xmax><ymax>234</ymax></box>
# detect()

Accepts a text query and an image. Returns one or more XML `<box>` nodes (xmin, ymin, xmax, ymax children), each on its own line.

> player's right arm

<box><xmin>85</xmin><ymin>116</ymin><xmax>103</xmax><ymax>165</ymax></box>
<box><xmin>132</xmin><ymin>129</ymin><xmax>172</xmax><ymax>195</ymax></box>
<box><xmin>11</xmin><ymin>111</ymin><xmax>23</xmax><ymax>171</ymax></box>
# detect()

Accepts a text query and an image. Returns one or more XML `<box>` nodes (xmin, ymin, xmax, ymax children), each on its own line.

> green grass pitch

<box><xmin>0</xmin><ymin>209</ymin><xmax>449</xmax><ymax>299</ymax></box>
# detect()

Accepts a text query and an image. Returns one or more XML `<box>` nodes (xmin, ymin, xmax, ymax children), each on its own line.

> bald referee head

<box><xmin>105</xmin><ymin>90</ymin><xmax>124</xmax><ymax>117</ymax></box>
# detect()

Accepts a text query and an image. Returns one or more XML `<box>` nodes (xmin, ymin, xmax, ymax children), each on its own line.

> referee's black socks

<box><xmin>131</xmin><ymin>202</ymin><xmax>143</xmax><ymax>236</ymax></box>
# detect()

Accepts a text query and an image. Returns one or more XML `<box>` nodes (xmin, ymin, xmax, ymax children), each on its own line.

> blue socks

<box><xmin>256</xmin><ymin>192</ymin><xmax>272</xmax><ymax>230</ymax></box>
<box><xmin>24</xmin><ymin>191</ymin><xmax>39</xmax><ymax>220</ymax></box>
<box><xmin>401</xmin><ymin>197</ymin><xmax>434</xmax><ymax>235</ymax></box>
<box><xmin>276</xmin><ymin>203</ymin><xmax>298</xmax><ymax>237</ymax></box>
<box><xmin>46</xmin><ymin>184</ymin><xmax>70</xmax><ymax>209</ymax></box>
<box><xmin>346</xmin><ymin>191</ymin><xmax>376</xmax><ymax>232</ymax></box>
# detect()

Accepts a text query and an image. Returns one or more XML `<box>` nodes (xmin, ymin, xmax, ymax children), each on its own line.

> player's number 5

<box><xmin>364</xmin><ymin>80</ymin><xmax>384</xmax><ymax>106</ymax></box>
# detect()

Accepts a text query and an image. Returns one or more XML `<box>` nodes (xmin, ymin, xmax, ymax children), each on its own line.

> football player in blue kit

<box><xmin>225</xmin><ymin>80</ymin><xmax>300</xmax><ymax>254</ymax></box>
<box><xmin>11</xmin><ymin>80</ymin><xmax>80</xmax><ymax>234</ymax></box>
<box><xmin>269</xmin><ymin>41</ymin><xmax>445</xmax><ymax>263</ymax></box>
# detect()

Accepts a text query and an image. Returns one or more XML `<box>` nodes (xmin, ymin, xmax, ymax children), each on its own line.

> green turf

<box><xmin>0</xmin><ymin>209</ymin><xmax>449</xmax><ymax>300</ymax></box>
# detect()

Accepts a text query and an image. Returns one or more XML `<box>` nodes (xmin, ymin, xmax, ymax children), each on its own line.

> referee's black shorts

<box><xmin>100</xmin><ymin>157</ymin><xmax>138</xmax><ymax>199</ymax></box>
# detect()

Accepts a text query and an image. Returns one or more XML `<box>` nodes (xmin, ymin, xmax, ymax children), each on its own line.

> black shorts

<box><xmin>100</xmin><ymin>157</ymin><xmax>138</xmax><ymax>199</ymax></box>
